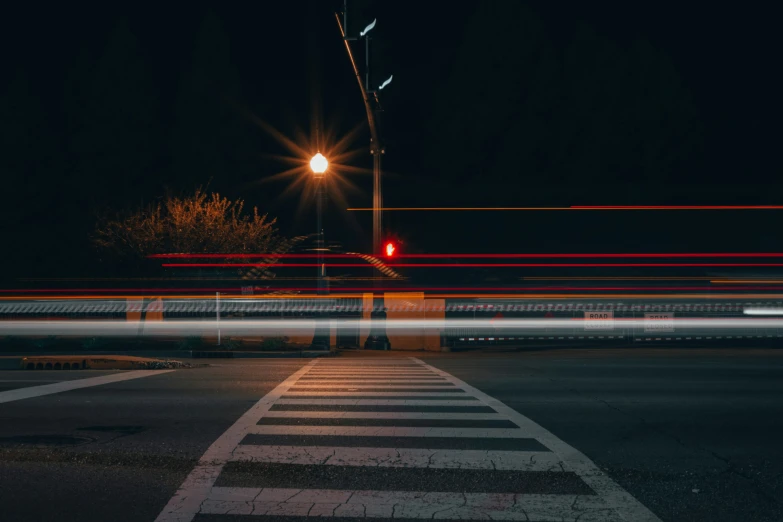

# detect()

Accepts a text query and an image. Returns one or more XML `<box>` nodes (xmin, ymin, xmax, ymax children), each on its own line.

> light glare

<box><xmin>310</xmin><ymin>152</ymin><xmax>328</xmax><ymax>174</ymax></box>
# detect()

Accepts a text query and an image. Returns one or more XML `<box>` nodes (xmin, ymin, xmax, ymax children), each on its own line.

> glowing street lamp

<box><xmin>310</xmin><ymin>152</ymin><xmax>328</xmax><ymax>176</ymax></box>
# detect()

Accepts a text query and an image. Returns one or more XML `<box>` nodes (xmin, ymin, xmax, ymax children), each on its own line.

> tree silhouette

<box><xmin>94</xmin><ymin>188</ymin><xmax>305</xmax><ymax>275</ymax></box>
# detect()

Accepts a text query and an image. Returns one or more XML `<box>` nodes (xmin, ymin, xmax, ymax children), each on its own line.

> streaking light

<box><xmin>743</xmin><ymin>308</ymin><xmax>783</xmax><ymax>315</ymax></box>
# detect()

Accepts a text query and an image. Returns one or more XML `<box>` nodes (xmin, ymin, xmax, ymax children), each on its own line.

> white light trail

<box><xmin>1</xmin><ymin>318</ymin><xmax>783</xmax><ymax>337</ymax></box>
<box><xmin>744</xmin><ymin>308</ymin><xmax>783</xmax><ymax>315</ymax></box>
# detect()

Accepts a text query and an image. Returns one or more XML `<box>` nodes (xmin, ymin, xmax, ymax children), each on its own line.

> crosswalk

<box><xmin>157</xmin><ymin>358</ymin><xmax>660</xmax><ymax>521</ymax></box>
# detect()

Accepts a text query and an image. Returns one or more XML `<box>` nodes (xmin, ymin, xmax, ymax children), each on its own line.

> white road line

<box><xmin>294</xmin><ymin>381</ymin><xmax>461</xmax><ymax>391</ymax></box>
<box><xmin>307</xmin><ymin>369</ymin><xmax>435</xmax><ymax>375</ymax></box>
<box><xmin>154</xmin><ymin>360</ymin><xmax>319</xmax><ymax>522</ymax></box>
<box><xmin>0</xmin><ymin>370</ymin><xmax>174</xmax><ymax>404</ymax></box>
<box><xmin>315</xmin><ymin>365</ymin><xmax>422</xmax><ymax>369</ymax></box>
<box><xmin>231</xmin><ymin>445</ymin><xmax>562</xmax><ymax>471</ymax></box>
<box><xmin>294</xmin><ymin>380</ymin><xmax>449</xmax><ymax>384</ymax></box>
<box><xmin>275</xmin><ymin>398</ymin><xmax>485</xmax><ymax>406</ymax></box>
<box><xmin>262</xmin><ymin>411</ymin><xmax>506</xmax><ymax>420</ymax></box>
<box><xmin>301</xmin><ymin>373</ymin><xmax>443</xmax><ymax>376</ymax></box>
<box><xmin>283</xmin><ymin>391</ymin><xmax>467</xmax><ymax>397</ymax></box>
<box><xmin>306</xmin><ymin>368</ymin><xmax>435</xmax><ymax>371</ymax></box>
<box><xmin>248</xmin><ymin>425</ymin><xmax>524</xmax><ymax>438</ymax></box>
<box><xmin>198</xmin><ymin>490</ymin><xmax>621</xmax><ymax>521</ymax></box>
<box><xmin>411</xmin><ymin>357</ymin><xmax>662</xmax><ymax>522</ymax></box>
<box><xmin>305</xmin><ymin>369</ymin><xmax>436</xmax><ymax>372</ymax></box>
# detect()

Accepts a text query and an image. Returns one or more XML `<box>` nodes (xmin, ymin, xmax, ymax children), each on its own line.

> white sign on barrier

<box><xmin>584</xmin><ymin>311</ymin><xmax>614</xmax><ymax>330</ymax></box>
<box><xmin>644</xmin><ymin>312</ymin><xmax>674</xmax><ymax>332</ymax></box>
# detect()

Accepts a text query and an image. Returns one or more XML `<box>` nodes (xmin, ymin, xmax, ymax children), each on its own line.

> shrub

<box><xmin>260</xmin><ymin>337</ymin><xmax>287</xmax><ymax>351</ymax></box>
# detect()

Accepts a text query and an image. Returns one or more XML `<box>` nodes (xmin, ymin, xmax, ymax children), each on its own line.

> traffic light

<box><xmin>385</xmin><ymin>241</ymin><xmax>396</xmax><ymax>258</ymax></box>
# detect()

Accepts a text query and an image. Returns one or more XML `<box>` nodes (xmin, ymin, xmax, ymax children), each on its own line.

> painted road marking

<box><xmin>282</xmin><ymin>391</ymin><xmax>469</xmax><ymax>397</ymax></box>
<box><xmin>307</xmin><ymin>367</ymin><xmax>422</xmax><ymax>370</ymax></box>
<box><xmin>270</xmin><ymin>404</ymin><xmax>498</xmax><ymax>412</ymax></box>
<box><xmin>291</xmin><ymin>382</ymin><xmax>462</xmax><ymax>391</ymax></box>
<box><xmin>296</xmin><ymin>381</ymin><xmax>454</xmax><ymax>384</ymax></box>
<box><xmin>256</xmin><ymin>416</ymin><xmax>518</xmax><ymax>428</ymax></box>
<box><xmin>231</xmin><ymin>445</ymin><xmax>562</xmax><ymax>471</ymax></box>
<box><xmin>197</xmin><ymin>490</ymin><xmax>622</xmax><ymax>520</ymax></box>
<box><xmin>239</xmin><ymin>434</ymin><xmax>547</xmax><ymax>451</ymax></box>
<box><xmin>275</xmin><ymin>398</ymin><xmax>482</xmax><ymax>406</ymax></box>
<box><xmin>247</xmin><ymin>425</ymin><xmax>531</xmax><ymax>438</ymax></box>
<box><xmin>261</xmin><ymin>410</ymin><xmax>508</xmax><ymax>420</ymax></box>
<box><xmin>155</xmin><ymin>360</ymin><xmax>318</xmax><ymax>522</ymax></box>
<box><xmin>0</xmin><ymin>370</ymin><xmax>175</xmax><ymax>404</ymax></box>
<box><xmin>157</xmin><ymin>358</ymin><xmax>661</xmax><ymax>522</ymax></box>
<box><xmin>415</xmin><ymin>357</ymin><xmax>661</xmax><ymax>521</ymax></box>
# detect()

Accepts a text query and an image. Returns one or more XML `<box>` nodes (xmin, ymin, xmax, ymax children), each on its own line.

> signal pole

<box><xmin>336</xmin><ymin>3</ymin><xmax>392</xmax><ymax>350</ymax></box>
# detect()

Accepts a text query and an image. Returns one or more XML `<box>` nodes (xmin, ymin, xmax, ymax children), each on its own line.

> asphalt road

<box><xmin>0</xmin><ymin>348</ymin><xmax>781</xmax><ymax>521</ymax></box>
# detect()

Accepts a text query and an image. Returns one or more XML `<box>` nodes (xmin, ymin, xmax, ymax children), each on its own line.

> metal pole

<box><xmin>335</xmin><ymin>13</ymin><xmax>382</xmax><ymax>256</ymax></box>
<box><xmin>216</xmin><ymin>292</ymin><xmax>220</xmax><ymax>346</ymax></box>
<box><xmin>310</xmin><ymin>177</ymin><xmax>330</xmax><ymax>350</ymax></box>
<box><xmin>336</xmin><ymin>12</ymin><xmax>390</xmax><ymax>350</ymax></box>
<box><xmin>316</xmin><ymin>178</ymin><xmax>324</xmax><ymax>294</ymax></box>
<box><xmin>373</xmin><ymin>143</ymin><xmax>382</xmax><ymax>258</ymax></box>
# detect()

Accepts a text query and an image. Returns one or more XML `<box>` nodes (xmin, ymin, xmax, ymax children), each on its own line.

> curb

<box><xmin>1</xmin><ymin>350</ymin><xmax>337</xmax><ymax>369</ymax></box>
<box><xmin>16</xmin><ymin>355</ymin><xmax>183</xmax><ymax>371</ymax></box>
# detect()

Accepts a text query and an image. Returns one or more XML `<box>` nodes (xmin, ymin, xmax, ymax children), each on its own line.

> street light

<box><xmin>310</xmin><ymin>152</ymin><xmax>328</xmax><ymax>295</ymax></box>
<box><xmin>310</xmin><ymin>152</ymin><xmax>328</xmax><ymax>176</ymax></box>
<box><xmin>310</xmin><ymin>152</ymin><xmax>330</xmax><ymax>350</ymax></box>
<box><xmin>336</xmin><ymin>3</ymin><xmax>393</xmax><ymax>350</ymax></box>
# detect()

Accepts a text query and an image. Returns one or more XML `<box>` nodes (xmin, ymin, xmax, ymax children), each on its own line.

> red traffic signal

<box><xmin>384</xmin><ymin>242</ymin><xmax>396</xmax><ymax>258</ymax></box>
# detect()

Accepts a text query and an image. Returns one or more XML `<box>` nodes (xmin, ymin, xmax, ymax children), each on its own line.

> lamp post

<box><xmin>310</xmin><ymin>152</ymin><xmax>328</xmax><ymax>294</ymax></box>
<box><xmin>336</xmin><ymin>6</ymin><xmax>391</xmax><ymax>350</ymax></box>
<box><xmin>310</xmin><ymin>152</ymin><xmax>330</xmax><ymax>350</ymax></box>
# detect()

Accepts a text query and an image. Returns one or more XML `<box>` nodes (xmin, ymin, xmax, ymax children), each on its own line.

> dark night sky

<box><xmin>1</xmin><ymin>1</ymin><xmax>782</xmax><ymax>280</ymax></box>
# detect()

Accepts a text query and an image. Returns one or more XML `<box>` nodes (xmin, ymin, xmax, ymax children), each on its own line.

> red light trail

<box><xmin>149</xmin><ymin>252</ymin><xmax>783</xmax><ymax>259</ymax></box>
<box><xmin>570</xmin><ymin>205</ymin><xmax>783</xmax><ymax>210</ymax></box>
<box><xmin>346</xmin><ymin>205</ymin><xmax>783</xmax><ymax>211</ymax></box>
<box><xmin>3</xmin><ymin>285</ymin><xmax>783</xmax><ymax>294</ymax></box>
<box><xmin>161</xmin><ymin>262</ymin><xmax>783</xmax><ymax>268</ymax></box>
